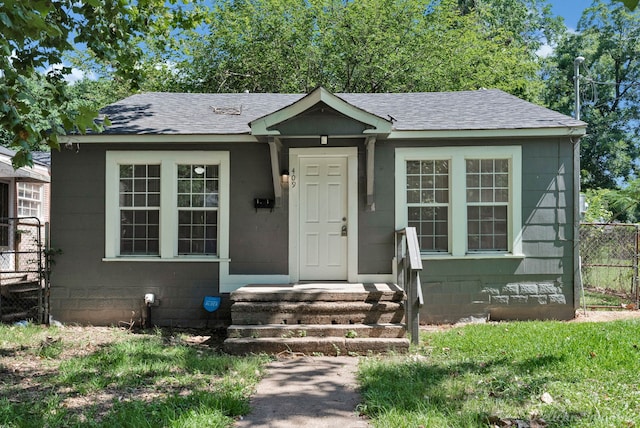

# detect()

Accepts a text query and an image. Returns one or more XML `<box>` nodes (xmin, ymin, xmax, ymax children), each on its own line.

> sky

<box><xmin>549</xmin><ymin>0</ymin><xmax>595</xmax><ymax>30</ymax></box>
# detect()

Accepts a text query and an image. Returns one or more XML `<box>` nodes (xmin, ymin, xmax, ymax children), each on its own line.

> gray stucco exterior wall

<box><xmin>405</xmin><ymin>138</ymin><xmax>576</xmax><ymax>323</ymax></box>
<box><xmin>51</xmin><ymin>142</ymin><xmax>288</xmax><ymax>327</ymax></box>
<box><xmin>50</xmin><ymin>134</ymin><xmax>576</xmax><ymax>327</ymax></box>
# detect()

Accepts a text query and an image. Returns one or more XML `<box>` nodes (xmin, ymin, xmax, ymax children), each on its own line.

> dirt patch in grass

<box><xmin>570</xmin><ymin>308</ymin><xmax>640</xmax><ymax>322</ymax></box>
<box><xmin>0</xmin><ymin>325</ymin><xmax>231</xmax><ymax>424</ymax></box>
<box><xmin>420</xmin><ymin>309</ymin><xmax>640</xmax><ymax>332</ymax></box>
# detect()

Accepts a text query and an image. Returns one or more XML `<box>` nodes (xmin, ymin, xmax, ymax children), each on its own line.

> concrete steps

<box><xmin>223</xmin><ymin>283</ymin><xmax>410</xmax><ymax>355</ymax></box>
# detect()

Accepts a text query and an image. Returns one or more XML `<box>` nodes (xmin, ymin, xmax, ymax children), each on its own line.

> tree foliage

<box><xmin>0</xmin><ymin>0</ymin><xmax>204</xmax><ymax>167</ymax></box>
<box><xmin>543</xmin><ymin>0</ymin><xmax>640</xmax><ymax>189</ymax></box>
<box><xmin>176</xmin><ymin>0</ymin><xmax>553</xmax><ymax>100</ymax></box>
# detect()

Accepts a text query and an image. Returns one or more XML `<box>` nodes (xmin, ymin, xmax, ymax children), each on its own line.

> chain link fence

<box><xmin>0</xmin><ymin>217</ymin><xmax>49</xmax><ymax>323</ymax></box>
<box><xmin>579</xmin><ymin>223</ymin><xmax>639</xmax><ymax>308</ymax></box>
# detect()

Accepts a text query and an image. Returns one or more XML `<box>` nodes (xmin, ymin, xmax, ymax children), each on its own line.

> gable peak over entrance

<box><xmin>249</xmin><ymin>87</ymin><xmax>392</xmax><ymax>137</ymax></box>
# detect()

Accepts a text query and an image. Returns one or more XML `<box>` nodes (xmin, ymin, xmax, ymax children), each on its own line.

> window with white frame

<box><xmin>177</xmin><ymin>164</ymin><xmax>219</xmax><ymax>255</ymax></box>
<box><xmin>406</xmin><ymin>159</ymin><xmax>449</xmax><ymax>252</ymax></box>
<box><xmin>105</xmin><ymin>151</ymin><xmax>229</xmax><ymax>259</ymax></box>
<box><xmin>396</xmin><ymin>146</ymin><xmax>522</xmax><ymax>257</ymax></box>
<box><xmin>17</xmin><ymin>182</ymin><xmax>43</xmax><ymax>219</ymax></box>
<box><xmin>119</xmin><ymin>164</ymin><xmax>161</xmax><ymax>255</ymax></box>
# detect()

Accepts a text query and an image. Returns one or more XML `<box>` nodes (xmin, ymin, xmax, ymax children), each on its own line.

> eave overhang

<box><xmin>61</xmin><ymin>122</ymin><xmax>586</xmax><ymax>144</ymax></box>
<box><xmin>0</xmin><ymin>159</ymin><xmax>50</xmax><ymax>182</ymax></box>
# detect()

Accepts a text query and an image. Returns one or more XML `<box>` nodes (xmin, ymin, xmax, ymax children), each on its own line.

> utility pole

<box><xmin>574</xmin><ymin>56</ymin><xmax>585</xmax><ymax>120</ymax></box>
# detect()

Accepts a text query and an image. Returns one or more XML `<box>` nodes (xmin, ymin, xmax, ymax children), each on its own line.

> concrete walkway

<box><xmin>235</xmin><ymin>356</ymin><xmax>370</xmax><ymax>428</ymax></box>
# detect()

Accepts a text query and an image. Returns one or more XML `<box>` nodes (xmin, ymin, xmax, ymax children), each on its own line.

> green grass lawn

<box><xmin>358</xmin><ymin>320</ymin><xmax>640</xmax><ymax>427</ymax></box>
<box><xmin>0</xmin><ymin>325</ymin><xmax>270</xmax><ymax>427</ymax></box>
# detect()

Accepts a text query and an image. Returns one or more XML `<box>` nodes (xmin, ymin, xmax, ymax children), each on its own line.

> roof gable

<box><xmin>249</xmin><ymin>87</ymin><xmax>392</xmax><ymax>136</ymax></box>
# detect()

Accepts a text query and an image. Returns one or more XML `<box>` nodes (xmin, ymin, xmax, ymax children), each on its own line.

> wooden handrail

<box><xmin>395</xmin><ymin>227</ymin><xmax>423</xmax><ymax>345</ymax></box>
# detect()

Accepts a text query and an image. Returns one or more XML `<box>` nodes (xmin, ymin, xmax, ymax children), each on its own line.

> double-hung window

<box><xmin>396</xmin><ymin>146</ymin><xmax>522</xmax><ymax>257</ymax></box>
<box><xmin>17</xmin><ymin>182</ymin><xmax>43</xmax><ymax>219</ymax></box>
<box><xmin>105</xmin><ymin>151</ymin><xmax>229</xmax><ymax>260</ymax></box>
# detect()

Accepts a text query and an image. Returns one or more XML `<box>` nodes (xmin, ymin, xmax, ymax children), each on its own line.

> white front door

<box><xmin>298</xmin><ymin>156</ymin><xmax>348</xmax><ymax>280</ymax></box>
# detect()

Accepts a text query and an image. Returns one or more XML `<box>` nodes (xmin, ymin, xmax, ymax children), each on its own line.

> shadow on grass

<box><xmin>0</xmin><ymin>330</ymin><xmax>266</xmax><ymax>427</ymax></box>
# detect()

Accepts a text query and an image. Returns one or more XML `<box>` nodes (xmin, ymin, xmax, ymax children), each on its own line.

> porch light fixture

<box><xmin>320</xmin><ymin>135</ymin><xmax>328</xmax><ymax>145</ymax></box>
<box><xmin>194</xmin><ymin>166</ymin><xmax>206</xmax><ymax>175</ymax></box>
<box><xmin>280</xmin><ymin>170</ymin><xmax>290</xmax><ymax>187</ymax></box>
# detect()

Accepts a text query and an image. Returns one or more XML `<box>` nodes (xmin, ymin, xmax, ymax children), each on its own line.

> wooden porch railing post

<box><xmin>395</xmin><ymin>227</ymin><xmax>423</xmax><ymax>346</ymax></box>
<box><xmin>408</xmin><ymin>270</ymin><xmax>420</xmax><ymax>345</ymax></box>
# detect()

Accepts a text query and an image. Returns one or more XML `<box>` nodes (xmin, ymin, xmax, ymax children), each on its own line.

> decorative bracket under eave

<box><xmin>268</xmin><ymin>137</ymin><xmax>283</xmax><ymax>207</ymax></box>
<box><xmin>366</xmin><ymin>136</ymin><xmax>376</xmax><ymax>211</ymax></box>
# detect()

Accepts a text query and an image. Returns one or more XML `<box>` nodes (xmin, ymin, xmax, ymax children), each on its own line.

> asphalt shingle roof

<box><xmin>100</xmin><ymin>89</ymin><xmax>585</xmax><ymax>135</ymax></box>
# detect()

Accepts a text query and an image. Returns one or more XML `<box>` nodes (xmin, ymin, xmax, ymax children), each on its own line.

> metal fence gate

<box><xmin>0</xmin><ymin>217</ymin><xmax>50</xmax><ymax>324</ymax></box>
<box><xmin>579</xmin><ymin>223</ymin><xmax>639</xmax><ymax>308</ymax></box>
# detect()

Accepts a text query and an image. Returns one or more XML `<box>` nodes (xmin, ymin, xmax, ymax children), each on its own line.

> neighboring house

<box><xmin>0</xmin><ymin>147</ymin><xmax>50</xmax><ymax>270</ymax></box>
<box><xmin>0</xmin><ymin>146</ymin><xmax>50</xmax><ymax>323</ymax></box>
<box><xmin>51</xmin><ymin>87</ymin><xmax>587</xmax><ymax>327</ymax></box>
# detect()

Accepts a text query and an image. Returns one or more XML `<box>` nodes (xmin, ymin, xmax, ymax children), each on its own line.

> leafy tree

<box><xmin>180</xmin><ymin>0</ymin><xmax>549</xmax><ymax>99</ymax></box>
<box><xmin>0</xmin><ymin>0</ymin><xmax>204</xmax><ymax>167</ymax></box>
<box><xmin>583</xmin><ymin>188</ymin><xmax>614</xmax><ymax>223</ymax></box>
<box><xmin>543</xmin><ymin>0</ymin><xmax>640</xmax><ymax>189</ymax></box>
<box><xmin>457</xmin><ymin>0</ymin><xmax>564</xmax><ymax>49</ymax></box>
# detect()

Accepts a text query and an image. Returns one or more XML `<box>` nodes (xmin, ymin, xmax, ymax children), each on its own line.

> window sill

<box><xmin>421</xmin><ymin>253</ymin><xmax>525</xmax><ymax>260</ymax></box>
<box><xmin>102</xmin><ymin>257</ymin><xmax>231</xmax><ymax>263</ymax></box>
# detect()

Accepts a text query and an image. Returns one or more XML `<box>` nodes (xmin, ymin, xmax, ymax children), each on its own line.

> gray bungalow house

<box><xmin>51</xmin><ymin>87</ymin><xmax>586</xmax><ymax>331</ymax></box>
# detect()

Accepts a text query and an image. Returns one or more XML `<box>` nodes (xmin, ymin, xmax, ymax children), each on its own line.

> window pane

<box><xmin>481</xmin><ymin>159</ymin><xmax>493</xmax><ymax>173</ymax></box>
<box><xmin>206</xmin><ymin>165</ymin><xmax>218</xmax><ymax>178</ymax></box>
<box><xmin>435</xmin><ymin>190</ymin><xmax>448</xmax><ymax>204</ymax></box>
<box><xmin>495</xmin><ymin>189</ymin><xmax>509</xmax><ymax>203</ymax></box>
<box><xmin>406</xmin><ymin>159</ymin><xmax>450</xmax><ymax>252</ymax></box>
<box><xmin>481</xmin><ymin>189</ymin><xmax>494</xmax><ymax>202</ymax></box>
<box><xmin>17</xmin><ymin>182</ymin><xmax>43</xmax><ymax>218</ymax></box>
<box><xmin>120</xmin><ymin>165</ymin><xmax>133</xmax><ymax>178</ymax></box>
<box><xmin>178</xmin><ymin>165</ymin><xmax>191</xmax><ymax>178</ymax></box>
<box><xmin>407</xmin><ymin>176</ymin><xmax>420</xmax><ymax>189</ymax></box>
<box><xmin>421</xmin><ymin>190</ymin><xmax>434</xmax><ymax>203</ymax></box>
<box><xmin>495</xmin><ymin>173</ymin><xmax>509</xmax><ymax>187</ymax></box>
<box><xmin>467</xmin><ymin>189</ymin><xmax>479</xmax><ymax>202</ymax></box>
<box><xmin>407</xmin><ymin>161</ymin><xmax>420</xmax><ymax>174</ymax></box>
<box><xmin>148</xmin><ymin>194</ymin><xmax>160</xmax><ymax>206</ymax></box>
<box><xmin>178</xmin><ymin>180</ymin><xmax>190</xmax><ymax>193</ymax></box>
<box><xmin>192</xmin><ymin>195</ymin><xmax>204</xmax><ymax>207</ymax></box>
<box><xmin>481</xmin><ymin>174</ymin><xmax>493</xmax><ymax>187</ymax></box>
<box><xmin>421</xmin><ymin>160</ymin><xmax>434</xmax><ymax>174</ymax></box>
<box><xmin>495</xmin><ymin>159</ymin><xmax>509</xmax><ymax>172</ymax></box>
<box><xmin>134</xmin><ymin>165</ymin><xmax>147</xmax><ymax>177</ymax></box>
